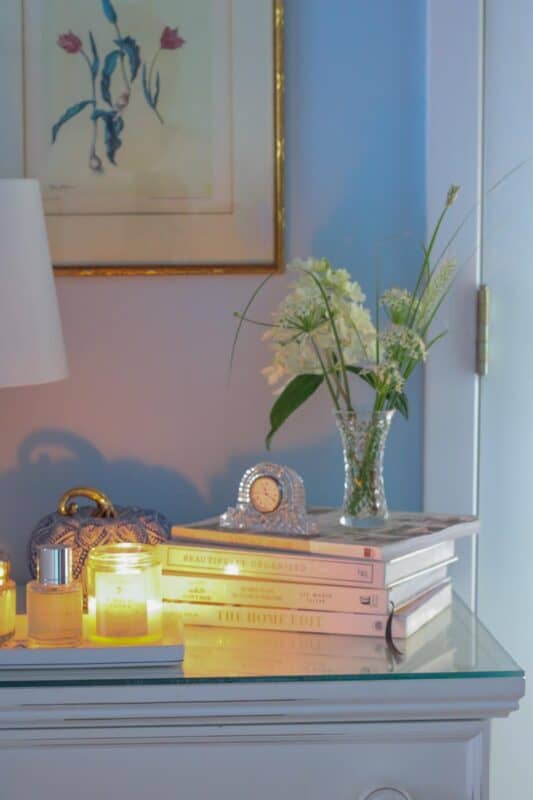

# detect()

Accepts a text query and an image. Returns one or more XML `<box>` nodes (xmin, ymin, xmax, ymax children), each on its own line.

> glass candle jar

<box><xmin>86</xmin><ymin>543</ymin><xmax>162</xmax><ymax>645</ymax></box>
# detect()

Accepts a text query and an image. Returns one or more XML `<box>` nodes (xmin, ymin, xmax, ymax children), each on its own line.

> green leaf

<box><xmin>51</xmin><ymin>100</ymin><xmax>94</xmax><ymax>144</ymax></box>
<box><xmin>114</xmin><ymin>36</ymin><xmax>140</xmax><ymax>82</ymax></box>
<box><xmin>346</xmin><ymin>365</ymin><xmax>408</xmax><ymax>419</ymax></box>
<box><xmin>102</xmin><ymin>0</ymin><xmax>118</xmax><ymax>24</ymax></box>
<box><xmin>426</xmin><ymin>330</ymin><xmax>447</xmax><ymax>350</ymax></box>
<box><xmin>266</xmin><ymin>374</ymin><xmax>323</xmax><ymax>449</ymax></box>
<box><xmin>345</xmin><ymin>364</ymin><xmax>377</xmax><ymax>390</ymax></box>
<box><xmin>92</xmin><ymin>109</ymin><xmax>124</xmax><ymax>164</ymax></box>
<box><xmin>89</xmin><ymin>32</ymin><xmax>100</xmax><ymax>80</ymax></box>
<box><xmin>154</xmin><ymin>71</ymin><xmax>161</xmax><ymax>107</ymax></box>
<box><xmin>101</xmin><ymin>50</ymin><xmax>121</xmax><ymax>106</ymax></box>
<box><xmin>389</xmin><ymin>391</ymin><xmax>409</xmax><ymax>419</ymax></box>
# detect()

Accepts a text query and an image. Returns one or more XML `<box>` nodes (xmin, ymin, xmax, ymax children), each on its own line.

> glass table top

<box><xmin>0</xmin><ymin>596</ymin><xmax>523</xmax><ymax>687</ymax></box>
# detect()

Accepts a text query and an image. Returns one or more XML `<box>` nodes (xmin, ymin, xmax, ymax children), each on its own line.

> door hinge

<box><xmin>476</xmin><ymin>284</ymin><xmax>490</xmax><ymax>376</ymax></box>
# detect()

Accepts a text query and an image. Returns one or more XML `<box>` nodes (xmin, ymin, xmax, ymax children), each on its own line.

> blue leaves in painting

<box><xmin>88</xmin><ymin>32</ymin><xmax>100</xmax><ymax>80</ymax></box>
<box><xmin>101</xmin><ymin>50</ymin><xmax>121</xmax><ymax>105</ymax></box>
<box><xmin>92</xmin><ymin>110</ymin><xmax>124</xmax><ymax>164</ymax></box>
<box><xmin>102</xmin><ymin>0</ymin><xmax>118</xmax><ymax>25</ymax></box>
<box><xmin>115</xmin><ymin>36</ymin><xmax>140</xmax><ymax>82</ymax></box>
<box><xmin>51</xmin><ymin>100</ymin><xmax>94</xmax><ymax>144</ymax></box>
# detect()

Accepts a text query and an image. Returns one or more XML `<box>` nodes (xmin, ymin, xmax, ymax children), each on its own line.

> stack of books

<box><xmin>159</xmin><ymin>511</ymin><xmax>478</xmax><ymax>640</ymax></box>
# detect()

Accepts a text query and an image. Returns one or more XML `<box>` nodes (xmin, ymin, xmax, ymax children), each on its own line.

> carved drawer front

<box><xmin>359</xmin><ymin>790</ymin><xmax>413</xmax><ymax>800</ymax></box>
<box><xmin>0</xmin><ymin>720</ymin><xmax>486</xmax><ymax>800</ymax></box>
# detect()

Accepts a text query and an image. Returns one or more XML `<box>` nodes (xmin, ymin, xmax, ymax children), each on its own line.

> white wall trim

<box><xmin>424</xmin><ymin>0</ymin><xmax>485</xmax><ymax>609</ymax></box>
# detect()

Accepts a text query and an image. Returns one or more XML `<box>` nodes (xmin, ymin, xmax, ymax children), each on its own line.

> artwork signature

<box><xmin>53</xmin><ymin>0</ymin><xmax>186</xmax><ymax>173</ymax></box>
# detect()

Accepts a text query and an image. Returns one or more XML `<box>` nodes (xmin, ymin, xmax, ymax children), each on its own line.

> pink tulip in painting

<box><xmin>57</xmin><ymin>31</ymin><xmax>83</xmax><ymax>54</ymax></box>
<box><xmin>160</xmin><ymin>26</ymin><xmax>185</xmax><ymax>50</ymax></box>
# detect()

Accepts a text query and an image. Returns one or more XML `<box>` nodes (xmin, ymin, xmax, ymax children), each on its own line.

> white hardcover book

<box><xmin>171</xmin><ymin>580</ymin><xmax>453</xmax><ymax>638</ymax></box>
<box><xmin>159</xmin><ymin>539</ymin><xmax>456</xmax><ymax>589</ymax></box>
<box><xmin>172</xmin><ymin>510</ymin><xmax>478</xmax><ymax>561</ymax></box>
<box><xmin>0</xmin><ymin>611</ymin><xmax>184</xmax><ymax>670</ymax></box>
<box><xmin>162</xmin><ymin>560</ymin><xmax>455</xmax><ymax>615</ymax></box>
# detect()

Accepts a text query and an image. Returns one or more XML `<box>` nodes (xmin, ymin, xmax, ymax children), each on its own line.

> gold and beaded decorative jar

<box><xmin>28</xmin><ymin>487</ymin><xmax>170</xmax><ymax>597</ymax></box>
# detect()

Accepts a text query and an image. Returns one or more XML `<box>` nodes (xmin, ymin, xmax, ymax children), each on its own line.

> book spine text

<box><xmin>160</xmin><ymin>544</ymin><xmax>385</xmax><ymax>587</ymax></box>
<box><xmin>162</xmin><ymin>573</ymin><xmax>389</xmax><ymax>614</ymax></box>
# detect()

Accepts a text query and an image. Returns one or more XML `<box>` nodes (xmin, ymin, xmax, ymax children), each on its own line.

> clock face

<box><xmin>249</xmin><ymin>476</ymin><xmax>282</xmax><ymax>514</ymax></box>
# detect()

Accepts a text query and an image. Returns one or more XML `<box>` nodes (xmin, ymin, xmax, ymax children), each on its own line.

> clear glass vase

<box><xmin>335</xmin><ymin>409</ymin><xmax>395</xmax><ymax>528</ymax></box>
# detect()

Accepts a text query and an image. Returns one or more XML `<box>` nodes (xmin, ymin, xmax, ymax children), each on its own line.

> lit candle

<box><xmin>86</xmin><ymin>543</ymin><xmax>163</xmax><ymax>645</ymax></box>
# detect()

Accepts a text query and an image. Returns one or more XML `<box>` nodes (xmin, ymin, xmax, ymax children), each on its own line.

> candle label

<box><xmin>95</xmin><ymin>573</ymin><xmax>148</xmax><ymax>638</ymax></box>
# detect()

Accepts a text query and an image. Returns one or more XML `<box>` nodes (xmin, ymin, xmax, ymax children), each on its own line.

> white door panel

<box><xmin>426</xmin><ymin>0</ymin><xmax>532</xmax><ymax>796</ymax></box>
<box><xmin>479</xmin><ymin>1</ymin><xmax>533</xmax><ymax>796</ymax></box>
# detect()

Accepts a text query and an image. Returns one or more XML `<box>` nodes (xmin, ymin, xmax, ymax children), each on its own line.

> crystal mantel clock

<box><xmin>220</xmin><ymin>463</ymin><xmax>317</xmax><ymax>536</ymax></box>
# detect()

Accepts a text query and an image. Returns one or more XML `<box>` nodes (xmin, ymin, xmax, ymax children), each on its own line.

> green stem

<box><xmin>230</xmin><ymin>274</ymin><xmax>273</xmax><ymax>374</ymax></box>
<box><xmin>149</xmin><ymin>49</ymin><xmax>160</xmax><ymax>93</ymax></box>
<box><xmin>311</xmin><ymin>339</ymin><xmax>340</xmax><ymax>411</ymax></box>
<box><xmin>299</xmin><ymin>267</ymin><xmax>353</xmax><ymax>411</ymax></box>
<box><xmin>232</xmin><ymin>313</ymin><xmax>274</xmax><ymax>328</ymax></box>
<box><xmin>114</xmin><ymin>22</ymin><xmax>131</xmax><ymax>92</ymax></box>
<box><xmin>325</xmin><ymin>352</ymin><xmax>344</xmax><ymax>404</ymax></box>
<box><xmin>407</xmin><ymin>204</ymin><xmax>450</xmax><ymax>330</ymax></box>
<box><xmin>81</xmin><ymin>50</ymin><xmax>99</xmax><ymax>168</ymax></box>
<box><xmin>148</xmin><ymin>49</ymin><xmax>164</xmax><ymax>123</ymax></box>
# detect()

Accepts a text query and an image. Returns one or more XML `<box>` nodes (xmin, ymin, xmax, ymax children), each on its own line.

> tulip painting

<box><xmin>142</xmin><ymin>26</ymin><xmax>186</xmax><ymax>124</ymax></box>
<box><xmin>52</xmin><ymin>0</ymin><xmax>186</xmax><ymax>172</ymax></box>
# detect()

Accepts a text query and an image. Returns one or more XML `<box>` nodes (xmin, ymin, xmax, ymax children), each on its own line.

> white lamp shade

<box><xmin>0</xmin><ymin>179</ymin><xmax>68</xmax><ymax>387</ymax></box>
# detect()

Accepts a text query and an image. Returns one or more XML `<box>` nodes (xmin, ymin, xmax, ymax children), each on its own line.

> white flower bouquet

<box><xmin>233</xmin><ymin>185</ymin><xmax>460</xmax><ymax>524</ymax></box>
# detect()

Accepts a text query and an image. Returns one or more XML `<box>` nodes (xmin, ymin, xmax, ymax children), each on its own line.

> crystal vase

<box><xmin>335</xmin><ymin>410</ymin><xmax>395</xmax><ymax>528</ymax></box>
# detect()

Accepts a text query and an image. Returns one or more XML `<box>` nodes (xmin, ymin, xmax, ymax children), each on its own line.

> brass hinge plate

<box><xmin>476</xmin><ymin>284</ymin><xmax>490</xmax><ymax>376</ymax></box>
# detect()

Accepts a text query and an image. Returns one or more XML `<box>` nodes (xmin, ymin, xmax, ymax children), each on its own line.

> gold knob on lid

<box><xmin>58</xmin><ymin>487</ymin><xmax>117</xmax><ymax>519</ymax></box>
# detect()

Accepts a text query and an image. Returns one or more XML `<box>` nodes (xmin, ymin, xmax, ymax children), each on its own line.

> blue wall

<box><xmin>0</xmin><ymin>0</ymin><xmax>426</xmax><ymax>581</ymax></box>
<box><xmin>283</xmin><ymin>0</ymin><xmax>426</xmax><ymax>510</ymax></box>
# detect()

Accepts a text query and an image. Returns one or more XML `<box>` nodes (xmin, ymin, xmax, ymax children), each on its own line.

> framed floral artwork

<box><xmin>2</xmin><ymin>0</ymin><xmax>284</xmax><ymax>275</ymax></box>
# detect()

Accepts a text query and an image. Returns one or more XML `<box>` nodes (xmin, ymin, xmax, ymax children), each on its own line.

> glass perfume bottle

<box><xmin>27</xmin><ymin>545</ymin><xmax>83</xmax><ymax>647</ymax></box>
<box><xmin>0</xmin><ymin>552</ymin><xmax>16</xmax><ymax>644</ymax></box>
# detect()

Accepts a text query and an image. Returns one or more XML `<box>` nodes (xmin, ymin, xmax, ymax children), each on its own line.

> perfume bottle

<box><xmin>27</xmin><ymin>545</ymin><xmax>83</xmax><ymax>647</ymax></box>
<box><xmin>0</xmin><ymin>552</ymin><xmax>16</xmax><ymax>644</ymax></box>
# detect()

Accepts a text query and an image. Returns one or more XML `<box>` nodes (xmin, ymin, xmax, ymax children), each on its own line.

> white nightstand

<box><xmin>0</xmin><ymin>598</ymin><xmax>523</xmax><ymax>800</ymax></box>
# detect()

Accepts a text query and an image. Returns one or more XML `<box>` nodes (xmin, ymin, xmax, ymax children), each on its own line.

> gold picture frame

<box><xmin>20</xmin><ymin>0</ymin><xmax>284</xmax><ymax>277</ymax></box>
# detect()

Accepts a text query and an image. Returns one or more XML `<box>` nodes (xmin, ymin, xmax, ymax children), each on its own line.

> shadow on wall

<box><xmin>0</xmin><ymin>429</ymin><xmax>203</xmax><ymax>583</ymax></box>
<box><xmin>0</xmin><ymin>420</ymin><xmax>411</xmax><ymax>584</ymax></box>
<box><xmin>0</xmin><ymin>427</ymin><xmax>344</xmax><ymax>582</ymax></box>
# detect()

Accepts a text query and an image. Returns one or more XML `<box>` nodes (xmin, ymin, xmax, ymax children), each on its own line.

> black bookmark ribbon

<box><xmin>385</xmin><ymin>602</ymin><xmax>403</xmax><ymax>663</ymax></box>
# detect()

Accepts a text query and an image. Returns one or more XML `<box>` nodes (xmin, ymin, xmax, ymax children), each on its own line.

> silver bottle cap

<box><xmin>37</xmin><ymin>545</ymin><xmax>73</xmax><ymax>585</ymax></box>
